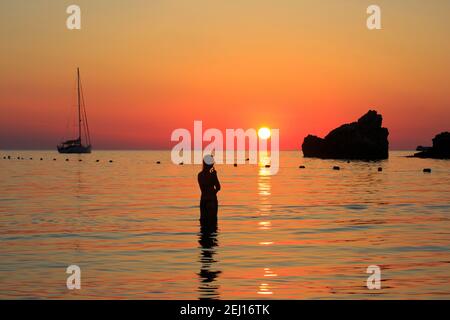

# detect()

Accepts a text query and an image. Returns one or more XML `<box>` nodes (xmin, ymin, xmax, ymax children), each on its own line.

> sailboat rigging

<box><xmin>57</xmin><ymin>68</ymin><xmax>92</xmax><ymax>154</ymax></box>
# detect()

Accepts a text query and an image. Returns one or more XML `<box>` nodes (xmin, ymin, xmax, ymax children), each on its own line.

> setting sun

<box><xmin>258</xmin><ymin>127</ymin><xmax>271</xmax><ymax>140</ymax></box>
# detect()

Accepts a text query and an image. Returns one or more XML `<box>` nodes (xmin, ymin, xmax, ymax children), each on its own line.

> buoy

<box><xmin>333</xmin><ymin>166</ymin><xmax>340</xmax><ymax>170</ymax></box>
<box><xmin>378</xmin><ymin>167</ymin><xmax>382</xmax><ymax>172</ymax></box>
<box><xmin>156</xmin><ymin>161</ymin><xmax>161</xmax><ymax>164</ymax></box>
<box><xmin>299</xmin><ymin>165</ymin><xmax>305</xmax><ymax>169</ymax></box>
<box><xmin>423</xmin><ymin>168</ymin><xmax>431</xmax><ymax>173</ymax></box>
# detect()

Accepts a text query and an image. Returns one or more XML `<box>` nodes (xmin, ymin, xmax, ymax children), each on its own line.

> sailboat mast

<box><xmin>77</xmin><ymin>67</ymin><xmax>81</xmax><ymax>142</ymax></box>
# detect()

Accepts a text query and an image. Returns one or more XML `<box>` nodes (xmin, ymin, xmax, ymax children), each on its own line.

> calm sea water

<box><xmin>0</xmin><ymin>151</ymin><xmax>449</xmax><ymax>299</ymax></box>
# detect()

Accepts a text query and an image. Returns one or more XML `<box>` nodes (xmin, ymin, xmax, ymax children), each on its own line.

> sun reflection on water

<box><xmin>257</xmin><ymin>166</ymin><xmax>276</xmax><ymax>295</ymax></box>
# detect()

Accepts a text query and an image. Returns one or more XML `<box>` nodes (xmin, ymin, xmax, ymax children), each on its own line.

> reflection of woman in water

<box><xmin>198</xmin><ymin>220</ymin><xmax>221</xmax><ymax>300</ymax></box>
<box><xmin>198</xmin><ymin>155</ymin><xmax>221</xmax><ymax>223</ymax></box>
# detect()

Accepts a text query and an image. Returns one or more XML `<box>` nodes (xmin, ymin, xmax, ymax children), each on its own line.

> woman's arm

<box><xmin>213</xmin><ymin>171</ymin><xmax>221</xmax><ymax>193</ymax></box>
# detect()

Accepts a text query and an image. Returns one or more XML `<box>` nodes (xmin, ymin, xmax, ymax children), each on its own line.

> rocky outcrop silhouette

<box><xmin>413</xmin><ymin>132</ymin><xmax>450</xmax><ymax>159</ymax></box>
<box><xmin>302</xmin><ymin>110</ymin><xmax>389</xmax><ymax>160</ymax></box>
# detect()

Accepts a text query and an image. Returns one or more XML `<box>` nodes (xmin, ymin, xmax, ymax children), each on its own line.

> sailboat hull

<box><xmin>57</xmin><ymin>145</ymin><xmax>91</xmax><ymax>154</ymax></box>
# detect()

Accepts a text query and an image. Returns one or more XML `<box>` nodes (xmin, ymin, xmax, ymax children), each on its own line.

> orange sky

<box><xmin>0</xmin><ymin>0</ymin><xmax>449</xmax><ymax>150</ymax></box>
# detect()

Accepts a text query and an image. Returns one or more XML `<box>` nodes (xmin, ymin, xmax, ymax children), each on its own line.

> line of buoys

<box><xmin>0</xmin><ymin>156</ymin><xmax>436</xmax><ymax>176</ymax></box>
<box><xmin>2</xmin><ymin>156</ymin><xmax>123</xmax><ymax>164</ymax></box>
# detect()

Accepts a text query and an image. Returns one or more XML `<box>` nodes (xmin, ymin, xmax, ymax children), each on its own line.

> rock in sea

<box><xmin>413</xmin><ymin>132</ymin><xmax>450</xmax><ymax>159</ymax></box>
<box><xmin>302</xmin><ymin>110</ymin><xmax>389</xmax><ymax>160</ymax></box>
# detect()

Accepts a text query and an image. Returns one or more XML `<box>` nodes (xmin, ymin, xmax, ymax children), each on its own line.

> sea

<box><xmin>0</xmin><ymin>151</ymin><xmax>449</xmax><ymax>299</ymax></box>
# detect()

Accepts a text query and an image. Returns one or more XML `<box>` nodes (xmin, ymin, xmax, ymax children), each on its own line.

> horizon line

<box><xmin>0</xmin><ymin>148</ymin><xmax>417</xmax><ymax>152</ymax></box>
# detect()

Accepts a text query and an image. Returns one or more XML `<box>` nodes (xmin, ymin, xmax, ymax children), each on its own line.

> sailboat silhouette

<box><xmin>57</xmin><ymin>68</ymin><xmax>92</xmax><ymax>154</ymax></box>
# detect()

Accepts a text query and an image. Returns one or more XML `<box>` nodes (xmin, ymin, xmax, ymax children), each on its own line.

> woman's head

<box><xmin>202</xmin><ymin>154</ymin><xmax>215</xmax><ymax>172</ymax></box>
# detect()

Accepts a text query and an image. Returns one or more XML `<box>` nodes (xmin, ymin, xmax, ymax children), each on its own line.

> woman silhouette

<box><xmin>198</xmin><ymin>155</ymin><xmax>221</xmax><ymax>223</ymax></box>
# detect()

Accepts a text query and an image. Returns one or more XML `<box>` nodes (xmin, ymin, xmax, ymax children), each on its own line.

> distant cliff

<box><xmin>413</xmin><ymin>132</ymin><xmax>450</xmax><ymax>159</ymax></box>
<box><xmin>302</xmin><ymin>110</ymin><xmax>389</xmax><ymax>160</ymax></box>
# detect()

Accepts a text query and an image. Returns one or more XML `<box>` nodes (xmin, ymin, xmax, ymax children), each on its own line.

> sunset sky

<box><xmin>1</xmin><ymin>0</ymin><xmax>449</xmax><ymax>150</ymax></box>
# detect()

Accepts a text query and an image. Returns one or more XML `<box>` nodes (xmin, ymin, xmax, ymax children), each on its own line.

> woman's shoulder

<box><xmin>198</xmin><ymin>169</ymin><xmax>217</xmax><ymax>178</ymax></box>
<box><xmin>198</xmin><ymin>170</ymin><xmax>209</xmax><ymax>177</ymax></box>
